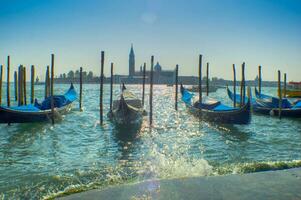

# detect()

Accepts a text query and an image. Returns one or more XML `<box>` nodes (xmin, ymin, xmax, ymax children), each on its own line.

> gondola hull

<box><xmin>182</xmin><ymin>86</ymin><xmax>251</xmax><ymax>124</ymax></box>
<box><xmin>227</xmin><ymin>87</ymin><xmax>301</xmax><ymax>118</ymax></box>
<box><xmin>109</xmin><ymin>90</ymin><xmax>145</xmax><ymax>127</ymax></box>
<box><xmin>0</xmin><ymin>84</ymin><xmax>76</xmax><ymax>124</ymax></box>
<box><xmin>0</xmin><ymin>104</ymin><xmax>72</xmax><ymax>123</ymax></box>
<box><xmin>185</xmin><ymin>101</ymin><xmax>251</xmax><ymax>124</ymax></box>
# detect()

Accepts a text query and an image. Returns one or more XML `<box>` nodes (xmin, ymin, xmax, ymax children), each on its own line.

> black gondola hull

<box><xmin>186</xmin><ymin>101</ymin><xmax>251</xmax><ymax>124</ymax></box>
<box><xmin>0</xmin><ymin>104</ymin><xmax>72</xmax><ymax>123</ymax></box>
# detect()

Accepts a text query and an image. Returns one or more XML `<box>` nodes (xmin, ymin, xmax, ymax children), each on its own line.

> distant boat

<box><xmin>108</xmin><ymin>84</ymin><xmax>146</xmax><ymax>126</ymax></box>
<box><xmin>166</xmin><ymin>84</ymin><xmax>173</xmax><ymax>87</ymax></box>
<box><xmin>0</xmin><ymin>84</ymin><xmax>77</xmax><ymax>123</ymax></box>
<box><xmin>187</xmin><ymin>85</ymin><xmax>218</xmax><ymax>93</ymax></box>
<box><xmin>34</xmin><ymin>76</ymin><xmax>45</xmax><ymax>85</ymax></box>
<box><xmin>181</xmin><ymin>85</ymin><xmax>251</xmax><ymax>124</ymax></box>
<box><xmin>284</xmin><ymin>82</ymin><xmax>301</xmax><ymax>98</ymax></box>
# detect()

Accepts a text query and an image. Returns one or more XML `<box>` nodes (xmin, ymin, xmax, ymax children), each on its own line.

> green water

<box><xmin>0</xmin><ymin>84</ymin><xmax>301</xmax><ymax>199</ymax></box>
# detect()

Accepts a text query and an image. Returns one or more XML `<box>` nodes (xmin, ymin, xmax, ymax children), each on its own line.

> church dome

<box><xmin>154</xmin><ymin>62</ymin><xmax>162</xmax><ymax>72</ymax></box>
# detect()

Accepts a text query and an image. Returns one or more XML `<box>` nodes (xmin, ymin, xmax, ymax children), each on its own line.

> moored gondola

<box><xmin>227</xmin><ymin>87</ymin><xmax>301</xmax><ymax>118</ymax></box>
<box><xmin>181</xmin><ymin>85</ymin><xmax>251</xmax><ymax>124</ymax></box>
<box><xmin>0</xmin><ymin>84</ymin><xmax>77</xmax><ymax>123</ymax></box>
<box><xmin>108</xmin><ymin>84</ymin><xmax>146</xmax><ymax>126</ymax></box>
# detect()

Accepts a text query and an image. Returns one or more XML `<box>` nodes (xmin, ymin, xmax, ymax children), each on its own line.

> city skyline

<box><xmin>1</xmin><ymin>0</ymin><xmax>301</xmax><ymax>81</ymax></box>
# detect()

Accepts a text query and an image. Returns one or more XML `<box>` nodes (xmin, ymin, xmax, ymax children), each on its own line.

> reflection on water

<box><xmin>0</xmin><ymin>84</ymin><xmax>301</xmax><ymax>199</ymax></box>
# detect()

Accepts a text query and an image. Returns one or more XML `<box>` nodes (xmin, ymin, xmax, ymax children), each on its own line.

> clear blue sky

<box><xmin>0</xmin><ymin>0</ymin><xmax>300</xmax><ymax>81</ymax></box>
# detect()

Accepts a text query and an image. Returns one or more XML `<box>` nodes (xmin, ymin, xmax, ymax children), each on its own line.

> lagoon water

<box><xmin>0</xmin><ymin>84</ymin><xmax>301</xmax><ymax>199</ymax></box>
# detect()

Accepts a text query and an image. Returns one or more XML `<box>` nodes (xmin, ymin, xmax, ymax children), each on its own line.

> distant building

<box><xmin>129</xmin><ymin>44</ymin><xmax>135</xmax><ymax>77</ymax></box>
<box><xmin>128</xmin><ymin>45</ymin><xmax>175</xmax><ymax>84</ymax></box>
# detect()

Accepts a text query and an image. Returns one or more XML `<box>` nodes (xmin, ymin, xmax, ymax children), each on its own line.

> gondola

<box><xmin>108</xmin><ymin>84</ymin><xmax>146</xmax><ymax>126</ymax></box>
<box><xmin>0</xmin><ymin>84</ymin><xmax>77</xmax><ymax>123</ymax></box>
<box><xmin>227</xmin><ymin>87</ymin><xmax>301</xmax><ymax>117</ymax></box>
<box><xmin>181</xmin><ymin>85</ymin><xmax>251</xmax><ymax>124</ymax></box>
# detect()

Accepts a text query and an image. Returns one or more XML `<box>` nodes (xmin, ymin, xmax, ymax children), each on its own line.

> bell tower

<box><xmin>129</xmin><ymin>44</ymin><xmax>135</xmax><ymax>77</ymax></box>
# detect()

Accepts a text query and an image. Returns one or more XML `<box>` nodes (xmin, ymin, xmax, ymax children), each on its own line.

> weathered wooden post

<box><xmin>240</xmin><ymin>62</ymin><xmax>246</xmax><ymax>107</ymax></box>
<box><xmin>278</xmin><ymin>70</ymin><xmax>282</xmax><ymax>119</ymax></box>
<box><xmin>175</xmin><ymin>64</ymin><xmax>179</xmax><ymax>111</ymax></box>
<box><xmin>109</xmin><ymin>63</ymin><xmax>113</xmax><ymax>112</ymax></box>
<box><xmin>0</xmin><ymin>65</ymin><xmax>3</xmax><ymax>105</ymax></box>
<box><xmin>258</xmin><ymin>65</ymin><xmax>262</xmax><ymax>95</ymax></box>
<box><xmin>283</xmin><ymin>73</ymin><xmax>287</xmax><ymax>98</ymax></box>
<box><xmin>47</xmin><ymin>65</ymin><xmax>51</xmax><ymax>98</ymax></box>
<box><xmin>7</xmin><ymin>56</ymin><xmax>10</xmax><ymax>107</ymax></box>
<box><xmin>19</xmin><ymin>65</ymin><xmax>24</xmax><ymax>106</ymax></box>
<box><xmin>45</xmin><ymin>66</ymin><xmax>50</xmax><ymax>99</ymax></box>
<box><xmin>79</xmin><ymin>67</ymin><xmax>83</xmax><ymax>111</ymax></box>
<box><xmin>31</xmin><ymin>65</ymin><xmax>35</xmax><ymax>104</ymax></box>
<box><xmin>18</xmin><ymin>66</ymin><xmax>21</xmax><ymax>106</ymax></box>
<box><xmin>232</xmin><ymin>64</ymin><xmax>236</xmax><ymax>107</ymax></box>
<box><xmin>50</xmin><ymin>54</ymin><xmax>55</xmax><ymax>125</ymax></box>
<box><xmin>100</xmin><ymin>51</ymin><xmax>104</xmax><ymax>125</ymax></box>
<box><xmin>206</xmin><ymin>62</ymin><xmax>209</xmax><ymax>96</ymax></box>
<box><xmin>14</xmin><ymin>71</ymin><xmax>18</xmax><ymax>102</ymax></box>
<box><xmin>23</xmin><ymin>66</ymin><xmax>27</xmax><ymax>105</ymax></box>
<box><xmin>198</xmin><ymin>54</ymin><xmax>202</xmax><ymax>105</ymax></box>
<box><xmin>149</xmin><ymin>56</ymin><xmax>154</xmax><ymax>125</ymax></box>
<box><xmin>142</xmin><ymin>63</ymin><xmax>146</xmax><ymax>107</ymax></box>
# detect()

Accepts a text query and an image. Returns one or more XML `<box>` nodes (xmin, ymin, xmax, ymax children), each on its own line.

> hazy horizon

<box><xmin>1</xmin><ymin>0</ymin><xmax>300</xmax><ymax>82</ymax></box>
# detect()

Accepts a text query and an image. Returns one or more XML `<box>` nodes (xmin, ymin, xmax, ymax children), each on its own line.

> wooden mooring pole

<box><xmin>175</xmin><ymin>64</ymin><xmax>179</xmax><ymax>111</ymax></box>
<box><xmin>14</xmin><ymin>71</ymin><xmax>18</xmax><ymax>102</ymax></box>
<box><xmin>79</xmin><ymin>67</ymin><xmax>83</xmax><ymax>111</ymax></box>
<box><xmin>258</xmin><ymin>65</ymin><xmax>262</xmax><ymax>95</ymax></box>
<box><xmin>283</xmin><ymin>73</ymin><xmax>287</xmax><ymax>98</ymax></box>
<box><xmin>7</xmin><ymin>56</ymin><xmax>10</xmax><ymax>107</ymax></box>
<box><xmin>18</xmin><ymin>67</ymin><xmax>20</xmax><ymax>106</ymax></box>
<box><xmin>278</xmin><ymin>70</ymin><xmax>282</xmax><ymax>119</ymax></box>
<box><xmin>206</xmin><ymin>62</ymin><xmax>209</xmax><ymax>96</ymax></box>
<box><xmin>232</xmin><ymin>64</ymin><xmax>236</xmax><ymax>107</ymax></box>
<box><xmin>50</xmin><ymin>54</ymin><xmax>55</xmax><ymax>125</ymax></box>
<box><xmin>45</xmin><ymin>66</ymin><xmax>50</xmax><ymax>99</ymax></box>
<box><xmin>23</xmin><ymin>66</ymin><xmax>27</xmax><ymax>105</ymax></box>
<box><xmin>240</xmin><ymin>62</ymin><xmax>246</xmax><ymax>107</ymax></box>
<box><xmin>18</xmin><ymin>66</ymin><xmax>22</xmax><ymax>106</ymax></box>
<box><xmin>142</xmin><ymin>63</ymin><xmax>146</xmax><ymax>107</ymax></box>
<box><xmin>109</xmin><ymin>63</ymin><xmax>113</xmax><ymax>112</ymax></box>
<box><xmin>100</xmin><ymin>51</ymin><xmax>104</xmax><ymax>125</ymax></box>
<box><xmin>0</xmin><ymin>65</ymin><xmax>3</xmax><ymax>105</ymax></box>
<box><xmin>31</xmin><ymin>65</ymin><xmax>35</xmax><ymax>104</ymax></box>
<box><xmin>198</xmin><ymin>54</ymin><xmax>202</xmax><ymax>105</ymax></box>
<box><xmin>149</xmin><ymin>56</ymin><xmax>154</xmax><ymax>126</ymax></box>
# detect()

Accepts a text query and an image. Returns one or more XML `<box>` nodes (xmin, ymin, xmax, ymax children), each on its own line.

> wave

<box><xmin>44</xmin><ymin>159</ymin><xmax>301</xmax><ymax>199</ymax></box>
